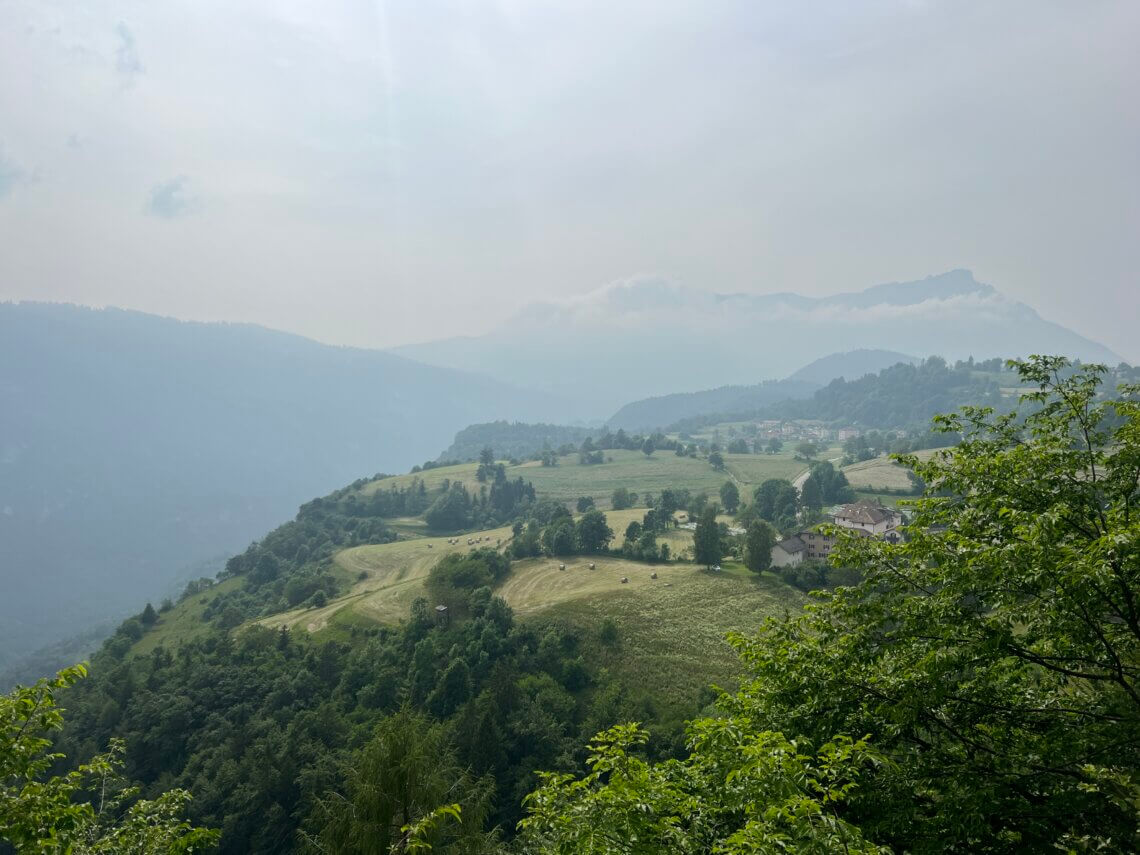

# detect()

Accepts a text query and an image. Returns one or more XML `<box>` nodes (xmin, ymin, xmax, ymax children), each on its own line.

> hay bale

<box><xmin>650</xmin><ymin>572</ymin><xmax>657</xmax><ymax>579</ymax></box>
<box><xmin>559</xmin><ymin>563</ymin><xmax>566</xmax><ymax>571</ymax></box>
<box><xmin>589</xmin><ymin>562</ymin><xmax>596</xmax><ymax>570</ymax></box>
<box><xmin>621</xmin><ymin>577</ymin><xmax>629</xmax><ymax>584</ymax></box>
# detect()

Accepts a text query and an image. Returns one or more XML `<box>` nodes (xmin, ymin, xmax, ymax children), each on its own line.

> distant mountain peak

<box><xmin>392</xmin><ymin>270</ymin><xmax>1119</xmax><ymax>417</ymax></box>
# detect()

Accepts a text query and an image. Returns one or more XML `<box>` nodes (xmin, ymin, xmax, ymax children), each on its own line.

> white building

<box><xmin>832</xmin><ymin>500</ymin><xmax>903</xmax><ymax>535</ymax></box>
<box><xmin>770</xmin><ymin>535</ymin><xmax>806</xmax><ymax>567</ymax></box>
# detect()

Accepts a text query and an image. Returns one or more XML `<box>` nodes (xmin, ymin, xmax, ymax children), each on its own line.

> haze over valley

<box><xmin>2</xmin><ymin>2</ymin><xmax>1138</xmax><ymax>852</ymax></box>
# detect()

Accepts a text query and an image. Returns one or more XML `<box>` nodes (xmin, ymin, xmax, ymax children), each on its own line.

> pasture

<box><xmin>533</xmin><ymin>564</ymin><xmax>805</xmax><ymax>717</ymax></box>
<box><xmin>256</xmin><ymin>525</ymin><xmax>514</xmax><ymax>634</ymax></box>
<box><xmin>132</xmin><ymin>576</ymin><xmax>244</xmax><ymax>656</ymax></box>
<box><xmin>841</xmin><ymin>448</ymin><xmax>941</xmax><ymax>492</ymax></box>
<box><xmin>512</xmin><ymin>450</ymin><xmax>728</xmax><ymax>505</ymax></box>
<box><xmin>358</xmin><ymin>462</ymin><xmax>483</xmax><ymax>497</ymax></box>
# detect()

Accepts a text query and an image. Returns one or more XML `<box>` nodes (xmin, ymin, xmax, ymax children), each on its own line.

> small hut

<box><xmin>434</xmin><ymin>605</ymin><xmax>449</xmax><ymax>627</ymax></box>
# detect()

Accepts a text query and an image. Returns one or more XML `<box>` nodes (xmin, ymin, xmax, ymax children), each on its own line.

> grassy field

<box><xmin>256</xmin><ymin>525</ymin><xmax>515</xmax><ymax>634</ymax></box>
<box><xmin>530</xmin><ymin>563</ymin><xmax>805</xmax><ymax>719</ymax></box>
<box><xmin>356</xmin><ymin>447</ymin><xmax>828</xmax><ymax>516</ymax></box>
<box><xmin>512</xmin><ymin>450</ymin><xmax>729</xmax><ymax>505</ymax></box>
<box><xmin>132</xmin><ymin>577</ymin><xmax>244</xmax><ymax>656</ymax></box>
<box><xmin>358</xmin><ymin>462</ymin><xmax>483</xmax><ymax>497</ymax></box>
<box><xmin>841</xmin><ymin>449</ymin><xmax>940</xmax><ymax>492</ymax></box>
<box><xmin>722</xmin><ymin>449</ymin><xmax>833</xmax><ymax>487</ymax></box>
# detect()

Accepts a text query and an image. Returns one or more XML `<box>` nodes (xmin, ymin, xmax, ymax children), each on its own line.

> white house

<box><xmin>832</xmin><ymin>500</ymin><xmax>903</xmax><ymax>535</ymax></box>
<box><xmin>770</xmin><ymin>535</ymin><xmax>806</xmax><ymax>567</ymax></box>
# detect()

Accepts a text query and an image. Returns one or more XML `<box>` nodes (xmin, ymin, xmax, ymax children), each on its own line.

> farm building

<box><xmin>832</xmin><ymin>500</ymin><xmax>903</xmax><ymax>535</ymax></box>
<box><xmin>771</xmin><ymin>535</ymin><xmax>806</xmax><ymax>567</ymax></box>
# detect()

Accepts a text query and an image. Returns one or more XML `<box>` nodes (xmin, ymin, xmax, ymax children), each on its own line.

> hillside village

<box><xmin>771</xmin><ymin>499</ymin><xmax>904</xmax><ymax>567</ymax></box>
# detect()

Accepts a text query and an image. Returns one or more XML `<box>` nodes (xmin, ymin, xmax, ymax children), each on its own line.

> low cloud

<box><xmin>147</xmin><ymin>176</ymin><xmax>196</xmax><ymax>218</ymax></box>
<box><xmin>114</xmin><ymin>22</ymin><xmax>143</xmax><ymax>77</ymax></box>
<box><xmin>0</xmin><ymin>148</ymin><xmax>27</xmax><ymax>200</ymax></box>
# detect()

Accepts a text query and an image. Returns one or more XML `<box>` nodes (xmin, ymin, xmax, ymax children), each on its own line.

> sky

<box><xmin>1</xmin><ymin>0</ymin><xmax>1137</xmax><ymax>360</ymax></box>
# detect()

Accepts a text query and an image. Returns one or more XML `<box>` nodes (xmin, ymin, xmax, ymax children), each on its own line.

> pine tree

<box><xmin>693</xmin><ymin>506</ymin><xmax>722</xmax><ymax>569</ymax></box>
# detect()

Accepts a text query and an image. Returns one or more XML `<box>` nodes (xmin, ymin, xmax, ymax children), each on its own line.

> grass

<box><xmin>511</xmin><ymin>450</ymin><xmax>728</xmax><ymax>505</ymax></box>
<box><xmin>254</xmin><ymin>525</ymin><xmax>515</xmax><ymax>634</ymax></box>
<box><xmin>722</xmin><ymin>448</ymin><xmax>834</xmax><ymax>486</ymax></box>
<box><xmin>358</xmin><ymin>462</ymin><xmax>483</xmax><ymax>497</ymax></box>
<box><xmin>841</xmin><ymin>449</ymin><xmax>940</xmax><ymax>492</ymax></box>
<box><xmin>530</xmin><ymin>564</ymin><xmax>805</xmax><ymax>719</ymax></box>
<box><xmin>132</xmin><ymin>577</ymin><xmax>244</xmax><ymax>656</ymax></box>
<box><xmin>356</xmin><ymin>448</ymin><xmax>834</xmax><ymax>516</ymax></box>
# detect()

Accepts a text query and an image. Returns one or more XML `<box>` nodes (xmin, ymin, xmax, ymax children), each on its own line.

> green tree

<box><xmin>0</xmin><ymin>665</ymin><xmax>218</xmax><ymax>853</ymax></box>
<box><xmin>708</xmin><ymin>451</ymin><xmax>724</xmax><ymax>470</ymax></box>
<box><xmin>795</xmin><ymin>440</ymin><xmax>819</xmax><ymax>460</ymax></box>
<box><xmin>718</xmin><ymin>480</ymin><xmax>740</xmax><ymax>514</ymax></box>
<box><xmin>542</xmin><ymin>518</ymin><xmax>578</xmax><ymax>556</ymax></box>
<box><xmin>799</xmin><ymin>472</ymin><xmax>823</xmax><ymax>510</ymax></box>
<box><xmin>140</xmin><ymin>602</ymin><xmax>158</xmax><ymax>626</ymax></box>
<box><xmin>575</xmin><ymin>510</ymin><xmax>614</xmax><ymax>553</ymax></box>
<box><xmin>693</xmin><ymin>506</ymin><xmax>722</xmax><ymax>569</ymax></box>
<box><xmin>641</xmin><ymin>438</ymin><xmax>655</xmax><ymax>457</ymax></box>
<box><xmin>575</xmin><ymin>496</ymin><xmax>595</xmax><ymax>513</ymax></box>
<box><xmin>610</xmin><ymin>487</ymin><xmax>634</xmax><ymax>510</ymax></box>
<box><xmin>729</xmin><ymin>357</ymin><xmax>1140</xmax><ymax>850</ymax></box>
<box><xmin>518</xmin><ymin>723</ymin><xmax>886</xmax><ymax>853</ymax></box>
<box><xmin>475</xmin><ymin>446</ymin><xmax>495</xmax><ymax>482</ymax></box>
<box><xmin>743</xmin><ymin>519</ymin><xmax>775</xmax><ymax>573</ymax></box>
<box><xmin>753</xmin><ymin>478</ymin><xmax>799</xmax><ymax>524</ymax></box>
<box><xmin>767</xmin><ymin>436</ymin><xmax>783</xmax><ymax>454</ymax></box>
<box><xmin>302</xmin><ymin>707</ymin><xmax>495</xmax><ymax>854</ymax></box>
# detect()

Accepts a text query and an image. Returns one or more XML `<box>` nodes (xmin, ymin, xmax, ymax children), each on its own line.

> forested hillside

<box><xmin>667</xmin><ymin>356</ymin><xmax>1009</xmax><ymax>433</ymax></box>
<box><xmin>438</xmin><ymin>421</ymin><xmax>600</xmax><ymax>463</ymax></box>
<box><xmin>606</xmin><ymin>378</ymin><xmax>817</xmax><ymax>432</ymax></box>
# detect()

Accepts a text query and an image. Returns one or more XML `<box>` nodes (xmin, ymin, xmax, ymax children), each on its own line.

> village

<box><xmin>770</xmin><ymin>498</ymin><xmax>904</xmax><ymax>567</ymax></box>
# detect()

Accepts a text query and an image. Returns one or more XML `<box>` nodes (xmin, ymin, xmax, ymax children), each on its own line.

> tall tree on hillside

<box><xmin>795</xmin><ymin>440</ymin><xmax>819</xmax><ymax>460</ymax></box>
<box><xmin>753</xmin><ymin>478</ymin><xmax>799</xmax><ymax>524</ymax></box>
<box><xmin>744</xmin><ymin>520</ymin><xmax>776</xmax><ymax>574</ymax></box>
<box><xmin>800</xmin><ymin>473</ymin><xmax>823</xmax><ymax>510</ymax></box>
<box><xmin>693</xmin><ymin>506</ymin><xmax>722</xmax><ymax>569</ymax></box>
<box><xmin>475</xmin><ymin>446</ymin><xmax>495</xmax><ymax>482</ymax></box>
<box><xmin>708</xmin><ymin>451</ymin><xmax>725</xmax><ymax>470</ymax></box>
<box><xmin>719</xmin><ymin>481</ymin><xmax>740</xmax><ymax>514</ymax></box>
<box><xmin>576</xmin><ymin>510</ymin><xmax>614</xmax><ymax>553</ymax></box>
<box><xmin>303</xmin><ymin>708</ymin><xmax>494</xmax><ymax>853</ymax></box>
<box><xmin>611</xmin><ymin>487</ymin><xmax>634</xmax><ymax>510</ymax></box>
<box><xmin>767</xmin><ymin>436</ymin><xmax>783</xmax><ymax>454</ymax></box>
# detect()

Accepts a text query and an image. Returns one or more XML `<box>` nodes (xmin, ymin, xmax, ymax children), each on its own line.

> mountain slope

<box><xmin>0</xmin><ymin>303</ymin><xmax>556</xmax><ymax>670</ymax></box>
<box><xmin>788</xmin><ymin>349</ymin><xmax>917</xmax><ymax>385</ymax></box>
<box><xmin>607</xmin><ymin>379</ymin><xmax>819</xmax><ymax>432</ymax></box>
<box><xmin>393</xmin><ymin>270</ymin><xmax>1119</xmax><ymax>418</ymax></box>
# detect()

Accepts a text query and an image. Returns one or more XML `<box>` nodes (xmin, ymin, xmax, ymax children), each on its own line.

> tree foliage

<box><xmin>1</xmin><ymin>665</ymin><xmax>218</xmax><ymax>853</ymax></box>
<box><xmin>519</xmin><ymin>356</ymin><xmax>1140</xmax><ymax>852</ymax></box>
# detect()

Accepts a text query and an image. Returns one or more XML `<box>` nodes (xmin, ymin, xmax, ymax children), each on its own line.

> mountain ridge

<box><xmin>0</xmin><ymin>302</ymin><xmax>559</xmax><ymax>670</ymax></box>
<box><xmin>392</xmin><ymin>270</ymin><xmax>1119</xmax><ymax>417</ymax></box>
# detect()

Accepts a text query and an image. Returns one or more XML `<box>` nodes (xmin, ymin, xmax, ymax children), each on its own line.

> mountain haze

<box><xmin>0</xmin><ymin>303</ymin><xmax>556</xmax><ymax>671</ymax></box>
<box><xmin>393</xmin><ymin>270</ymin><xmax>1119</xmax><ymax>417</ymax></box>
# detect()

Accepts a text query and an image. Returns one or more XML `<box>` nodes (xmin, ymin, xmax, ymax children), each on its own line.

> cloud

<box><xmin>147</xmin><ymin>176</ymin><xmax>196</xmax><ymax>218</ymax></box>
<box><xmin>0</xmin><ymin>148</ymin><xmax>27</xmax><ymax>200</ymax></box>
<box><xmin>114</xmin><ymin>22</ymin><xmax>143</xmax><ymax>77</ymax></box>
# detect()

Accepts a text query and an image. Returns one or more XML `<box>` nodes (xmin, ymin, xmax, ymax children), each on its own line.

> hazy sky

<box><xmin>1</xmin><ymin>0</ymin><xmax>1137</xmax><ymax>359</ymax></box>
